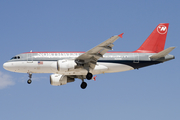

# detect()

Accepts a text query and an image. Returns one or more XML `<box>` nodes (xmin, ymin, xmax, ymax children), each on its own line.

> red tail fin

<box><xmin>135</xmin><ymin>23</ymin><xmax>169</xmax><ymax>53</ymax></box>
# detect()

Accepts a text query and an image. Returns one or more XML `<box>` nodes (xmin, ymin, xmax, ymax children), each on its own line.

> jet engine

<box><xmin>57</xmin><ymin>60</ymin><xmax>76</xmax><ymax>71</ymax></box>
<box><xmin>50</xmin><ymin>74</ymin><xmax>75</xmax><ymax>86</ymax></box>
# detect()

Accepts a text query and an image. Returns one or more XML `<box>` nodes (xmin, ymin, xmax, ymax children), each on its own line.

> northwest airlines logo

<box><xmin>157</xmin><ymin>25</ymin><xmax>167</xmax><ymax>34</ymax></box>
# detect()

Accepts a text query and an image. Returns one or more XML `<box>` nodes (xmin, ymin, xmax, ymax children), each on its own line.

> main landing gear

<box><xmin>86</xmin><ymin>72</ymin><xmax>93</xmax><ymax>80</ymax></box>
<box><xmin>81</xmin><ymin>81</ymin><xmax>87</xmax><ymax>89</ymax></box>
<box><xmin>80</xmin><ymin>72</ymin><xmax>93</xmax><ymax>89</ymax></box>
<box><xmin>27</xmin><ymin>73</ymin><xmax>32</xmax><ymax>84</ymax></box>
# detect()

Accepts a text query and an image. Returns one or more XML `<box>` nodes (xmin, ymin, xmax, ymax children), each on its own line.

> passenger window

<box><xmin>18</xmin><ymin>56</ymin><xmax>20</xmax><ymax>59</ymax></box>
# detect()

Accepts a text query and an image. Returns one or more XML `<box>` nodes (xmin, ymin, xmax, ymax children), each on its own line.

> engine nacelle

<box><xmin>57</xmin><ymin>60</ymin><xmax>76</xmax><ymax>71</ymax></box>
<box><xmin>50</xmin><ymin>74</ymin><xmax>75</xmax><ymax>86</ymax></box>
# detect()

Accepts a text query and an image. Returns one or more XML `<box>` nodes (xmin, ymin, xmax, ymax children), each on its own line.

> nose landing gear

<box><xmin>27</xmin><ymin>79</ymin><xmax>32</xmax><ymax>84</ymax></box>
<box><xmin>27</xmin><ymin>73</ymin><xmax>32</xmax><ymax>84</ymax></box>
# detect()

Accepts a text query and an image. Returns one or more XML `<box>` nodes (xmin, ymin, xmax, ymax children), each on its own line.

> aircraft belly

<box><xmin>57</xmin><ymin>62</ymin><xmax>134</xmax><ymax>75</ymax></box>
<box><xmin>57</xmin><ymin>70</ymin><xmax>87</xmax><ymax>75</ymax></box>
<box><xmin>98</xmin><ymin>62</ymin><xmax>134</xmax><ymax>73</ymax></box>
<box><xmin>6</xmin><ymin>61</ymin><xmax>57</xmax><ymax>73</ymax></box>
<box><xmin>31</xmin><ymin>61</ymin><xmax>57</xmax><ymax>73</ymax></box>
<box><xmin>91</xmin><ymin>64</ymin><xmax>108</xmax><ymax>74</ymax></box>
<box><xmin>6</xmin><ymin>61</ymin><xmax>134</xmax><ymax>75</ymax></box>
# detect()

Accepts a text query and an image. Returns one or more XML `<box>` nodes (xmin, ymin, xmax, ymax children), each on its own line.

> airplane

<box><xmin>3</xmin><ymin>23</ymin><xmax>175</xmax><ymax>89</ymax></box>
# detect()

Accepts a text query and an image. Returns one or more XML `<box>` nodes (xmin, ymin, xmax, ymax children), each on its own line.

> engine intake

<box><xmin>50</xmin><ymin>74</ymin><xmax>75</xmax><ymax>86</ymax></box>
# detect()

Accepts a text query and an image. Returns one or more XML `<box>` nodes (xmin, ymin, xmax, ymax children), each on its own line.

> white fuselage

<box><xmin>3</xmin><ymin>61</ymin><xmax>134</xmax><ymax>75</ymax></box>
<box><xmin>3</xmin><ymin>52</ymin><xmax>174</xmax><ymax>75</ymax></box>
<box><xmin>3</xmin><ymin>52</ymin><xmax>137</xmax><ymax>75</ymax></box>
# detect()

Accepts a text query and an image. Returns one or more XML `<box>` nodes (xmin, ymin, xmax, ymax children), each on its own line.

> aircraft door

<box><xmin>27</xmin><ymin>52</ymin><xmax>33</xmax><ymax>63</ymax></box>
<box><xmin>133</xmin><ymin>53</ymin><xmax>139</xmax><ymax>63</ymax></box>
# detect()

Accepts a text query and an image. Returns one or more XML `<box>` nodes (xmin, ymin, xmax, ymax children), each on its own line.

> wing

<box><xmin>75</xmin><ymin>33</ymin><xmax>124</xmax><ymax>69</ymax></box>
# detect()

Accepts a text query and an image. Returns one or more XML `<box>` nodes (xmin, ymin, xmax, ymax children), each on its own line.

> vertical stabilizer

<box><xmin>135</xmin><ymin>23</ymin><xmax>169</xmax><ymax>53</ymax></box>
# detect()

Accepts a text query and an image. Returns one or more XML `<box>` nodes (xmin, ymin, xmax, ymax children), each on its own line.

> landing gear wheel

<box><xmin>86</xmin><ymin>72</ymin><xmax>93</xmax><ymax>80</ymax></box>
<box><xmin>27</xmin><ymin>79</ymin><xmax>32</xmax><ymax>84</ymax></box>
<box><xmin>80</xmin><ymin>82</ymin><xmax>87</xmax><ymax>89</ymax></box>
<box><xmin>27</xmin><ymin>73</ymin><xmax>32</xmax><ymax>84</ymax></box>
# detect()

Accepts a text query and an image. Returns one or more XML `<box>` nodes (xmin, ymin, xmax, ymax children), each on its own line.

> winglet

<box><xmin>118</xmin><ymin>33</ymin><xmax>124</xmax><ymax>38</ymax></box>
<box><xmin>92</xmin><ymin>76</ymin><xmax>97</xmax><ymax>81</ymax></box>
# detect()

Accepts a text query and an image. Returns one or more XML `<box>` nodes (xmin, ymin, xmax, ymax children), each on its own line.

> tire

<box><xmin>86</xmin><ymin>72</ymin><xmax>93</xmax><ymax>80</ymax></box>
<box><xmin>27</xmin><ymin>79</ymin><xmax>32</xmax><ymax>84</ymax></box>
<box><xmin>80</xmin><ymin>82</ymin><xmax>87</xmax><ymax>89</ymax></box>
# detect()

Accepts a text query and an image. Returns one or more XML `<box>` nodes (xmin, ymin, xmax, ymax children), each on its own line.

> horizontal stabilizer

<box><xmin>150</xmin><ymin>47</ymin><xmax>175</xmax><ymax>59</ymax></box>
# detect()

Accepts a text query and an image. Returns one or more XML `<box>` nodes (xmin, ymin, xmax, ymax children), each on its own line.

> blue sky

<box><xmin>0</xmin><ymin>0</ymin><xmax>179</xmax><ymax>120</ymax></box>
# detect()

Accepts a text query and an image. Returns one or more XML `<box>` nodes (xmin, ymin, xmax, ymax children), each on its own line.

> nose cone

<box><xmin>3</xmin><ymin>62</ymin><xmax>11</xmax><ymax>71</ymax></box>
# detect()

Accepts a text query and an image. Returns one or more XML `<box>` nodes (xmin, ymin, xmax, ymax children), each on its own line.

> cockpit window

<box><xmin>11</xmin><ymin>56</ymin><xmax>20</xmax><ymax>60</ymax></box>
